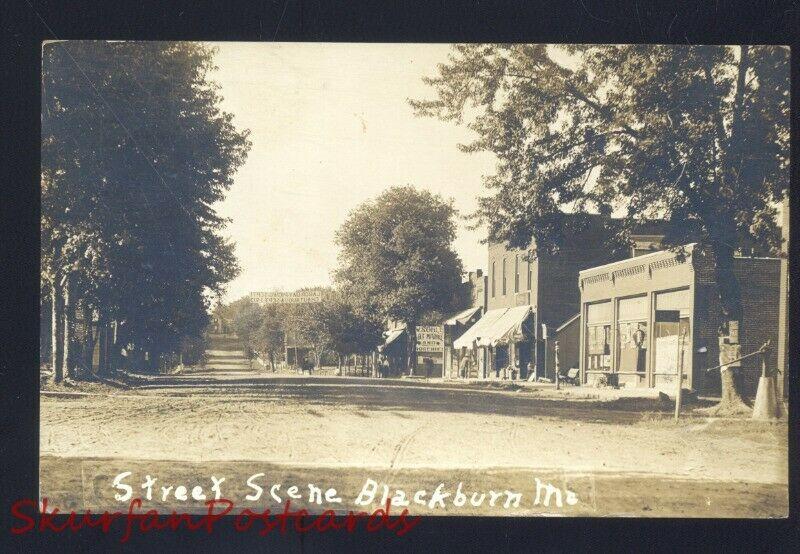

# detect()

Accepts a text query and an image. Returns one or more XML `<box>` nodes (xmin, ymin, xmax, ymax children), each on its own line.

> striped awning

<box><xmin>453</xmin><ymin>305</ymin><xmax>533</xmax><ymax>349</ymax></box>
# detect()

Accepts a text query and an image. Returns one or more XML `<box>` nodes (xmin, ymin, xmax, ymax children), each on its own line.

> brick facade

<box><xmin>486</xmin><ymin>220</ymin><xmax>630</xmax><ymax>378</ymax></box>
<box><xmin>579</xmin><ymin>245</ymin><xmax>781</xmax><ymax>397</ymax></box>
<box><xmin>692</xmin><ymin>251</ymin><xmax>782</xmax><ymax>397</ymax></box>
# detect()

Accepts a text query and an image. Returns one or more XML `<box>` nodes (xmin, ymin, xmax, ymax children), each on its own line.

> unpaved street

<box><xmin>41</xmin><ymin>378</ymin><xmax>788</xmax><ymax>483</ymax></box>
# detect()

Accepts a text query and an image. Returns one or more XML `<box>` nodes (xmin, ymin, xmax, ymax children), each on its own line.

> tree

<box><xmin>319</xmin><ymin>293</ymin><xmax>385</xmax><ymax>374</ymax></box>
<box><xmin>42</xmin><ymin>41</ymin><xmax>250</xmax><ymax>379</ymax></box>
<box><xmin>335</xmin><ymin>186</ymin><xmax>464</xmax><ymax>373</ymax></box>
<box><xmin>253</xmin><ymin>306</ymin><xmax>284</xmax><ymax>371</ymax></box>
<box><xmin>283</xmin><ymin>298</ymin><xmax>331</xmax><ymax>369</ymax></box>
<box><xmin>231</xmin><ymin>298</ymin><xmax>264</xmax><ymax>366</ymax></box>
<box><xmin>412</xmin><ymin>44</ymin><xmax>789</xmax><ymax>411</ymax></box>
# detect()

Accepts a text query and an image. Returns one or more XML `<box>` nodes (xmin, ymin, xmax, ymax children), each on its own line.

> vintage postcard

<box><xmin>38</xmin><ymin>42</ymin><xmax>789</xmax><ymax>523</ymax></box>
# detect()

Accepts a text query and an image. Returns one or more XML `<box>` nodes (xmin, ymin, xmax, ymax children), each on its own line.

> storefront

<box><xmin>452</xmin><ymin>305</ymin><xmax>534</xmax><ymax>380</ymax></box>
<box><xmin>442</xmin><ymin>306</ymin><xmax>482</xmax><ymax>378</ymax></box>
<box><xmin>578</xmin><ymin>245</ymin><xmax>781</xmax><ymax>396</ymax></box>
<box><xmin>378</xmin><ymin>327</ymin><xmax>407</xmax><ymax>376</ymax></box>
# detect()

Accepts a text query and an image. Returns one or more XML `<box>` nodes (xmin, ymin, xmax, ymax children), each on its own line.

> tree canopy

<box><xmin>335</xmin><ymin>186</ymin><xmax>464</xmax><ymax>325</ymax></box>
<box><xmin>412</xmin><ymin>43</ymin><xmax>789</xmax><ymax>408</ymax></box>
<box><xmin>334</xmin><ymin>186</ymin><xmax>464</xmax><ymax>370</ymax></box>
<box><xmin>42</xmin><ymin>41</ymin><xmax>251</xmax><ymax>376</ymax></box>
<box><xmin>319</xmin><ymin>293</ymin><xmax>385</xmax><ymax>360</ymax></box>
<box><xmin>411</xmin><ymin>44</ymin><xmax>788</xmax><ymax>257</ymax></box>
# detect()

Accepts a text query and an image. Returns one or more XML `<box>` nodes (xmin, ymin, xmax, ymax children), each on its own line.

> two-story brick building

<box><xmin>453</xmin><ymin>216</ymin><xmax>665</xmax><ymax>381</ymax></box>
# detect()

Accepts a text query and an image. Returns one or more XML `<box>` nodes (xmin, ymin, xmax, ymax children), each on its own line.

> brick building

<box><xmin>460</xmin><ymin>217</ymin><xmax>665</xmax><ymax>380</ymax></box>
<box><xmin>578</xmin><ymin>244</ymin><xmax>781</xmax><ymax>397</ymax></box>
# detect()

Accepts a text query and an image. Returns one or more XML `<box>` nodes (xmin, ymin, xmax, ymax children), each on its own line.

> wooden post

<box><xmin>674</xmin><ymin>329</ymin><xmax>686</xmax><ymax>421</ymax></box>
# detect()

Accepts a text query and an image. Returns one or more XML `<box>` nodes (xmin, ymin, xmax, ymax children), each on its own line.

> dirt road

<box><xmin>39</xmin><ymin>377</ymin><xmax>788</xmax><ymax>516</ymax></box>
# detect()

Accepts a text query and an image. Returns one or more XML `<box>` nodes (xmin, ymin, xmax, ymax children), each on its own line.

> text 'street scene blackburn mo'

<box><xmin>38</xmin><ymin>42</ymin><xmax>789</xmax><ymax>520</ymax></box>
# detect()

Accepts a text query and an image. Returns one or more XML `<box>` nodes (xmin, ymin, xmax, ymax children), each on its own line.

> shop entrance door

<box><xmin>652</xmin><ymin>310</ymin><xmax>690</xmax><ymax>388</ymax></box>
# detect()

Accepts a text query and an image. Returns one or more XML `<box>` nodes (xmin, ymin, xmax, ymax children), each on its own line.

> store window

<box><xmin>653</xmin><ymin>289</ymin><xmax>691</xmax><ymax>382</ymax></box>
<box><xmin>616</xmin><ymin>296</ymin><xmax>648</xmax><ymax>374</ymax></box>
<box><xmin>585</xmin><ymin>301</ymin><xmax>611</xmax><ymax>371</ymax></box>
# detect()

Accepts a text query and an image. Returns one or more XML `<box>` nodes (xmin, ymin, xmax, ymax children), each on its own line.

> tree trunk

<box><xmin>51</xmin><ymin>279</ymin><xmax>64</xmax><ymax>383</ymax></box>
<box><xmin>109</xmin><ymin>321</ymin><xmax>122</xmax><ymax>372</ymax></box>
<box><xmin>707</xmin><ymin>241</ymin><xmax>750</xmax><ymax>415</ymax></box>
<box><xmin>83</xmin><ymin>304</ymin><xmax>96</xmax><ymax>374</ymax></box>
<box><xmin>62</xmin><ymin>273</ymin><xmax>74</xmax><ymax>380</ymax></box>
<box><xmin>97</xmin><ymin>318</ymin><xmax>108</xmax><ymax>375</ymax></box>
<box><xmin>407</xmin><ymin>324</ymin><xmax>417</xmax><ymax>375</ymax></box>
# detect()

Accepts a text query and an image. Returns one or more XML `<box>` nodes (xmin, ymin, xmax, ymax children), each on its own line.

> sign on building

<box><xmin>417</xmin><ymin>325</ymin><xmax>444</xmax><ymax>353</ymax></box>
<box><xmin>250</xmin><ymin>290</ymin><xmax>324</xmax><ymax>305</ymax></box>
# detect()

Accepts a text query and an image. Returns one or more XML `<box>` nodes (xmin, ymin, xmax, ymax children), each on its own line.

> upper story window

<box><xmin>527</xmin><ymin>255</ymin><xmax>532</xmax><ymax>290</ymax></box>
<box><xmin>502</xmin><ymin>257</ymin><xmax>507</xmax><ymax>295</ymax></box>
<box><xmin>491</xmin><ymin>262</ymin><xmax>496</xmax><ymax>297</ymax></box>
<box><xmin>514</xmin><ymin>255</ymin><xmax>520</xmax><ymax>293</ymax></box>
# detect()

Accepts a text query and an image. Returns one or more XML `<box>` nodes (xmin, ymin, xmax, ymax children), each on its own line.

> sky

<box><xmin>210</xmin><ymin>43</ymin><xmax>497</xmax><ymax>303</ymax></box>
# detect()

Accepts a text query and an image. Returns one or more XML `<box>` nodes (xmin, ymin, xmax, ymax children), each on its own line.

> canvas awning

<box><xmin>444</xmin><ymin>306</ymin><xmax>482</xmax><ymax>326</ymax></box>
<box><xmin>453</xmin><ymin>305</ymin><xmax>533</xmax><ymax>349</ymax></box>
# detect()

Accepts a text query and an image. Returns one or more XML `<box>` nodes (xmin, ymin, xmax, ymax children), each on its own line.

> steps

<box><xmin>185</xmin><ymin>333</ymin><xmax>258</xmax><ymax>374</ymax></box>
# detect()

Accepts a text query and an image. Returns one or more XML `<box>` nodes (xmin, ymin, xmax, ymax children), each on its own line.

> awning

<box><xmin>453</xmin><ymin>305</ymin><xmax>533</xmax><ymax>349</ymax></box>
<box><xmin>444</xmin><ymin>306</ymin><xmax>482</xmax><ymax>326</ymax></box>
<box><xmin>378</xmin><ymin>328</ymin><xmax>406</xmax><ymax>353</ymax></box>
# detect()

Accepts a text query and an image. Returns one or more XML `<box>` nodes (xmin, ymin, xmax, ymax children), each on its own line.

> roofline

<box><xmin>579</xmin><ymin>243</ymin><xmax>697</xmax><ymax>276</ymax></box>
<box><xmin>556</xmin><ymin>313</ymin><xmax>580</xmax><ymax>332</ymax></box>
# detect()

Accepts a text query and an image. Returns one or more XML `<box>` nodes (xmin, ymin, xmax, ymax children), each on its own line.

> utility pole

<box><xmin>674</xmin><ymin>329</ymin><xmax>686</xmax><ymax>421</ymax></box>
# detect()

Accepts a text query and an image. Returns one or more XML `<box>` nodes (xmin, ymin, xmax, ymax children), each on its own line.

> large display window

<box><xmin>616</xmin><ymin>295</ymin><xmax>648</xmax><ymax>374</ymax></box>
<box><xmin>585</xmin><ymin>301</ymin><xmax>612</xmax><ymax>371</ymax></box>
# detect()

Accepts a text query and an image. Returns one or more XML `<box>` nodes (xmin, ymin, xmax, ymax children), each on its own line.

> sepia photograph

<box><xmin>37</xmin><ymin>41</ymin><xmax>789</xmax><ymax>521</ymax></box>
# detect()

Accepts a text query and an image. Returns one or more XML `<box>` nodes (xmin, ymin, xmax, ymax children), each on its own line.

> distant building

<box><xmin>250</xmin><ymin>289</ymin><xmax>324</xmax><ymax>306</ymax></box>
<box><xmin>465</xmin><ymin>269</ymin><xmax>488</xmax><ymax>312</ymax></box>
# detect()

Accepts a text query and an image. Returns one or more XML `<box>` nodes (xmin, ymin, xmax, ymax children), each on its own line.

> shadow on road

<box><xmin>124</xmin><ymin>377</ymin><xmax>715</xmax><ymax>424</ymax></box>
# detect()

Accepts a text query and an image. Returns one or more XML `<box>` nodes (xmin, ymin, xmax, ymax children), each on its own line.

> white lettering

<box><xmin>270</xmin><ymin>484</ymin><xmax>282</xmax><ymax>503</ymax></box>
<box><xmin>112</xmin><ymin>472</ymin><xmax>132</xmax><ymax>502</ymax></box>
<box><xmin>245</xmin><ymin>473</ymin><xmax>265</xmax><ymax>501</ymax></box>
<box><xmin>210</xmin><ymin>476</ymin><xmax>225</xmax><ymax>500</ymax></box>
<box><xmin>191</xmin><ymin>486</ymin><xmax>206</xmax><ymax>501</ymax></box>
<box><xmin>355</xmin><ymin>479</ymin><xmax>378</xmax><ymax>506</ymax></box>
<box><xmin>428</xmin><ymin>483</ymin><xmax>451</xmax><ymax>509</ymax></box>
<box><xmin>141</xmin><ymin>475</ymin><xmax>156</xmax><ymax>501</ymax></box>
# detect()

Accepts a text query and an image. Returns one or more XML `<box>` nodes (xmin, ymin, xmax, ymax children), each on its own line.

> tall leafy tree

<box><xmin>412</xmin><ymin>44</ymin><xmax>788</xmax><ymax>410</ymax></box>
<box><xmin>253</xmin><ymin>306</ymin><xmax>285</xmax><ymax>371</ymax></box>
<box><xmin>319</xmin><ymin>293</ymin><xmax>385</xmax><ymax>373</ymax></box>
<box><xmin>335</xmin><ymin>186</ymin><xmax>463</xmax><ymax>373</ymax></box>
<box><xmin>231</xmin><ymin>298</ymin><xmax>264</xmax><ymax>365</ymax></box>
<box><xmin>42</xmin><ymin>41</ymin><xmax>250</xmax><ymax>378</ymax></box>
<box><xmin>283</xmin><ymin>293</ymin><xmax>332</xmax><ymax>368</ymax></box>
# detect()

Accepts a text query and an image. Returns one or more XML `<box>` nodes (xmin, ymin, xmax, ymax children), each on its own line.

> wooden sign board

<box><xmin>417</xmin><ymin>325</ymin><xmax>444</xmax><ymax>353</ymax></box>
